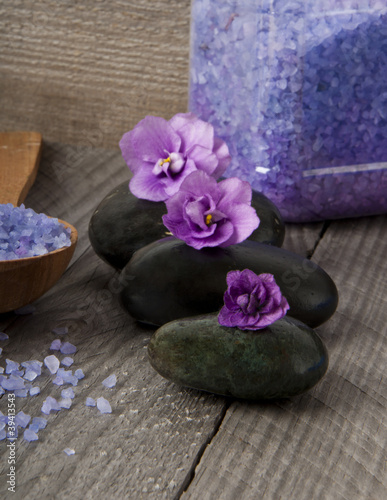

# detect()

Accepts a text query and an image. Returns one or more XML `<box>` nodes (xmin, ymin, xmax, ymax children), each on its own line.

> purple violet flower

<box><xmin>162</xmin><ymin>171</ymin><xmax>260</xmax><ymax>249</ymax></box>
<box><xmin>119</xmin><ymin>112</ymin><xmax>231</xmax><ymax>201</ymax></box>
<box><xmin>218</xmin><ymin>270</ymin><xmax>290</xmax><ymax>330</ymax></box>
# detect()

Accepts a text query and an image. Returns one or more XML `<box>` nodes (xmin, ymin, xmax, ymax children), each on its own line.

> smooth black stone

<box><xmin>120</xmin><ymin>237</ymin><xmax>338</xmax><ymax>328</ymax></box>
<box><xmin>88</xmin><ymin>180</ymin><xmax>285</xmax><ymax>269</ymax></box>
<box><xmin>148</xmin><ymin>314</ymin><xmax>329</xmax><ymax>400</ymax></box>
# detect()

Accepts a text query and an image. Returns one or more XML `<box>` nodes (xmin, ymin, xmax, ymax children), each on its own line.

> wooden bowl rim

<box><xmin>0</xmin><ymin>218</ymin><xmax>78</xmax><ymax>266</ymax></box>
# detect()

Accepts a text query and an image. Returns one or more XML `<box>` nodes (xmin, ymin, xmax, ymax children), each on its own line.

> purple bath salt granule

<box><xmin>52</xmin><ymin>376</ymin><xmax>64</xmax><ymax>386</ymax></box>
<box><xmin>41</xmin><ymin>396</ymin><xmax>61</xmax><ymax>414</ymax></box>
<box><xmin>30</xmin><ymin>386</ymin><xmax>40</xmax><ymax>396</ymax></box>
<box><xmin>61</xmin><ymin>387</ymin><xmax>75</xmax><ymax>399</ymax></box>
<box><xmin>74</xmin><ymin>369</ymin><xmax>84</xmax><ymax>380</ymax></box>
<box><xmin>5</xmin><ymin>359</ymin><xmax>22</xmax><ymax>375</ymax></box>
<box><xmin>52</xmin><ymin>326</ymin><xmax>69</xmax><ymax>336</ymax></box>
<box><xmin>50</xmin><ymin>339</ymin><xmax>62</xmax><ymax>351</ymax></box>
<box><xmin>59</xmin><ymin>398</ymin><xmax>72</xmax><ymax>409</ymax></box>
<box><xmin>15</xmin><ymin>411</ymin><xmax>31</xmax><ymax>428</ymax></box>
<box><xmin>85</xmin><ymin>397</ymin><xmax>96</xmax><ymax>407</ymax></box>
<box><xmin>97</xmin><ymin>397</ymin><xmax>112</xmax><ymax>414</ymax></box>
<box><xmin>23</xmin><ymin>370</ymin><xmax>38</xmax><ymax>382</ymax></box>
<box><xmin>61</xmin><ymin>357</ymin><xmax>74</xmax><ymax>367</ymax></box>
<box><xmin>14</xmin><ymin>388</ymin><xmax>28</xmax><ymax>397</ymax></box>
<box><xmin>21</xmin><ymin>360</ymin><xmax>42</xmax><ymax>376</ymax></box>
<box><xmin>64</xmin><ymin>448</ymin><xmax>75</xmax><ymax>456</ymax></box>
<box><xmin>56</xmin><ymin>368</ymin><xmax>78</xmax><ymax>386</ymax></box>
<box><xmin>24</xmin><ymin>429</ymin><xmax>39</xmax><ymax>442</ymax></box>
<box><xmin>44</xmin><ymin>355</ymin><xmax>60</xmax><ymax>374</ymax></box>
<box><xmin>1</xmin><ymin>374</ymin><xmax>25</xmax><ymax>391</ymax></box>
<box><xmin>102</xmin><ymin>374</ymin><xmax>117</xmax><ymax>388</ymax></box>
<box><xmin>0</xmin><ymin>203</ymin><xmax>72</xmax><ymax>260</ymax></box>
<box><xmin>0</xmin><ymin>428</ymin><xmax>6</xmax><ymax>440</ymax></box>
<box><xmin>0</xmin><ymin>332</ymin><xmax>9</xmax><ymax>340</ymax></box>
<box><xmin>29</xmin><ymin>417</ymin><xmax>47</xmax><ymax>432</ymax></box>
<box><xmin>60</xmin><ymin>342</ymin><xmax>77</xmax><ymax>355</ymax></box>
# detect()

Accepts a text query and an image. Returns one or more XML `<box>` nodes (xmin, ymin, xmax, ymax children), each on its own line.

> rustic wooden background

<box><xmin>0</xmin><ymin>0</ymin><xmax>192</xmax><ymax>149</ymax></box>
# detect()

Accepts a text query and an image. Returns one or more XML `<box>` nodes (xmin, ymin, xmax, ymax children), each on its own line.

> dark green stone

<box><xmin>88</xmin><ymin>180</ymin><xmax>285</xmax><ymax>269</ymax></box>
<box><xmin>148</xmin><ymin>314</ymin><xmax>329</xmax><ymax>400</ymax></box>
<box><xmin>120</xmin><ymin>237</ymin><xmax>338</xmax><ymax>328</ymax></box>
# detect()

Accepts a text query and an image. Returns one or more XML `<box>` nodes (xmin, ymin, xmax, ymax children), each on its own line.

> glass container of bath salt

<box><xmin>189</xmin><ymin>0</ymin><xmax>387</xmax><ymax>222</ymax></box>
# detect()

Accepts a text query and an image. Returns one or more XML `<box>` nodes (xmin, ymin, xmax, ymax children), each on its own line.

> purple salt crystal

<box><xmin>2</xmin><ymin>374</ymin><xmax>25</xmax><ymax>391</ymax></box>
<box><xmin>52</xmin><ymin>326</ymin><xmax>69</xmax><ymax>336</ymax></box>
<box><xmin>24</xmin><ymin>429</ymin><xmax>39</xmax><ymax>442</ymax></box>
<box><xmin>102</xmin><ymin>374</ymin><xmax>117</xmax><ymax>388</ymax></box>
<box><xmin>50</xmin><ymin>339</ymin><xmax>62</xmax><ymax>351</ymax></box>
<box><xmin>60</xmin><ymin>342</ymin><xmax>76</xmax><ymax>355</ymax></box>
<box><xmin>52</xmin><ymin>376</ymin><xmax>64</xmax><ymax>386</ymax></box>
<box><xmin>61</xmin><ymin>387</ymin><xmax>75</xmax><ymax>399</ymax></box>
<box><xmin>44</xmin><ymin>355</ymin><xmax>60</xmax><ymax>374</ymax></box>
<box><xmin>97</xmin><ymin>397</ymin><xmax>112</xmax><ymax>414</ymax></box>
<box><xmin>15</xmin><ymin>411</ymin><xmax>31</xmax><ymax>428</ymax></box>
<box><xmin>23</xmin><ymin>370</ymin><xmax>38</xmax><ymax>382</ymax></box>
<box><xmin>30</xmin><ymin>417</ymin><xmax>47</xmax><ymax>431</ymax></box>
<box><xmin>61</xmin><ymin>357</ymin><xmax>74</xmax><ymax>367</ymax></box>
<box><xmin>63</xmin><ymin>448</ymin><xmax>75</xmax><ymax>456</ymax></box>
<box><xmin>59</xmin><ymin>398</ymin><xmax>72</xmax><ymax>409</ymax></box>
<box><xmin>21</xmin><ymin>360</ymin><xmax>42</xmax><ymax>376</ymax></box>
<box><xmin>85</xmin><ymin>397</ymin><xmax>96</xmax><ymax>407</ymax></box>
<box><xmin>14</xmin><ymin>389</ymin><xmax>28</xmax><ymax>397</ymax></box>
<box><xmin>74</xmin><ymin>368</ymin><xmax>84</xmax><ymax>380</ymax></box>
<box><xmin>41</xmin><ymin>396</ymin><xmax>61</xmax><ymax>414</ymax></box>
<box><xmin>0</xmin><ymin>428</ymin><xmax>6</xmax><ymax>440</ymax></box>
<box><xmin>0</xmin><ymin>332</ymin><xmax>9</xmax><ymax>340</ymax></box>
<box><xmin>0</xmin><ymin>367</ymin><xmax>4</xmax><ymax>373</ymax></box>
<box><xmin>5</xmin><ymin>359</ymin><xmax>21</xmax><ymax>374</ymax></box>
<box><xmin>30</xmin><ymin>386</ymin><xmax>40</xmax><ymax>396</ymax></box>
<box><xmin>56</xmin><ymin>368</ymin><xmax>78</xmax><ymax>386</ymax></box>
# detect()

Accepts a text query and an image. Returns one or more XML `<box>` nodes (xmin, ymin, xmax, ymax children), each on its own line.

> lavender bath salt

<box><xmin>189</xmin><ymin>0</ymin><xmax>387</xmax><ymax>221</ymax></box>
<box><xmin>0</xmin><ymin>204</ymin><xmax>71</xmax><ymax>260</ymax></box>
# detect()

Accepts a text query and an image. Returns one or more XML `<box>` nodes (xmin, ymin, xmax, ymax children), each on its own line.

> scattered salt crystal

<box><xmin>52</xmin><ymin>376</ymin><xmax>64</xmax><ymax>386</ymax></box>
<box><xmin>44</xmin><ymin>355</ymin><xmax>60</xmax><ymax>374</ymax></box>
<box><xmin>30</xmin><ymin>386</ymin><xmax>40</xmax><ymax>396</ymax></box>
<box><xmin>60</xmin><ymin>342</ymin><xmax>76</xmax><ymax>355</ymax></box>
<box><xmin>14</xmin><ymin>389</ymin><xmax>28</xmax><ymax>397</ymax></box>
<box><xmin>21</xmin><ymin>360</ymin><xmax>42</xmax><ymax>376</ymax></box>
<box><xmin>74</xmin><ymin>368</ymin><xmax>84</xmax><ymax>380</ymax></box>
<box><xmin>5</xmin><ymin>359</ymin><xmax>21</xmax><ymax>374</ymax></box>
<box><xmin>85</xmin><ymin>397</ymin><xmax>96</xmax><ymax>407</ymax></box>
<box><xmin>102</xmin><ymin>374</ymin><xmax>117</xmax><ymax>388</ymax></box>
<box><xmin>97</xmin><ymin>397</ymin><xmax>112</xmax><ymax>414</ymax></box>
<box><xmin>0</xmin><ymin>367</ymin><xmax>4</xmax><ymax>374</ymax></box>
<box><xmin>61</xmin><ymin>357</ymin><xmax>74</xmax><ymax>367</ymax></box>
<box><xmin>0</xmin><ymin>428</ymin><xmax>6</xmax><ymax>440</ymax></box>
<box><xmin>63</xmin><ymin>448</ymin><xmax>75</xmax><ymax>456</ymax></box>
<box><xmin>29</xmin><ymin>417</ymin><xmax>47</xmax><ymax>432</ymax></box>
<box><xmin>52</xmin><ymin>326</ymin><xmax>69</xmax><ymax>336</ymax></box>
<box><xmin>57</xmin><ymin>368</ymin><xmax>78</xmax><ymax>386</ymax></box>
<box><xmin>60</xmin><ymin>398</ymin><xmax>72</xmax><ymax>409</ymax></box>
<box><xmin>61</xmin><ymin>388</ymin><xmax>75</xmax><ymax>399</ymax></box>
<box><xmin>15</xmin><ymin>411</ymin><xmax>31</xmax><ymax>428</ymax></box>
<box><xmin>24</xmin><ymin>370</ymin><xmax>38</xmax><ymax>381</ymax></box>
<box><xmin>1</xmin><ymin>374</ymin><xmax>25</xmax><ymax>391</ymax></box>
<box><xmin>0</xmin><ymin>332</ymin><xmax>9</xmax><ymax>340</ymax></box>
<box><xmin>50</xmin><ymin>339</ymin><xmax>62</xmax><ymax>351</ymax></box>
<box><xmin>41</xmin><ymin>396</ymin><xmax>61</xmax><ymax>414</ymax></box>
<box><xmin>24</xmin><ymin>429</ymin><xmax>39</xmax><ymax>442</ymax></box>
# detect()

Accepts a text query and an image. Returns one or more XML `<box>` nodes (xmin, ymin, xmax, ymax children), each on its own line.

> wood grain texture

<box><xmin>181</xmin><ymin>215</ymin><xmax>387</xmax><ymax>500</ymax></box>
<box><xmin>0</xmin><ymin>131</ymin><xmax>42</xmax><ymax>205</ymax></box>
<box><xmin>0</xmin><ymin>0</ymin><xmax>192</xmax><ymax>149</ymax></box>
<box><xmin>2</xmin><ymin>142</ymin><xmax>383</xmax><ymax>500</ymax></box>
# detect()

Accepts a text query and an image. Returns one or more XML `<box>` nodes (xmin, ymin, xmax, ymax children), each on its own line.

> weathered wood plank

<box><xmin>181</xmin><ymin>215</ymin><xmax>387</xmax><ymax>499</ymax></box>
<box><xmin>0</xmin><ymin>142</ymin><xmax>228</xmax><ymax>499</ymax></box>
<box><xmin>0</xmin><ymin>0</ymin><xmax>191</xmax><ymax>149</ymax></box>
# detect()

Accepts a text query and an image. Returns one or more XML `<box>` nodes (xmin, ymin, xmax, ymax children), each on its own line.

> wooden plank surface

<box><xmin>1</xmin><ymin>143</ymin><xmax>385</xmax><ymax>500</ymax></box>
<box><xmin>0</xmin><ymin>0</ymin><xmax>191</xmax><ymax>149</ymax></box>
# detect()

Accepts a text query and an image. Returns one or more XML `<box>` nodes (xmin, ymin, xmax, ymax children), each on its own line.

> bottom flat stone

<box><xmin>148</xmin><ymin>314</ymin><xmax>329</xmax><ymax>400</ymax></box>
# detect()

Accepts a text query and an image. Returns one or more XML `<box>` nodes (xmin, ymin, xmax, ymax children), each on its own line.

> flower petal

<box><xmin>218</xmin><ymin>177</ymin><xmax>253</xmax><ymax>205</ymax></box>
<box><xmin>218</xmin><ymin>204</ymin><xmax>260</xmax><ymax>247</ymax></box>
<box><xmin>129</xmin><ymin>168</ymin><xmax>167</xmax><ymax>201</ymax></box>
<box><xmin>212</xmin><ymin>136</ymin><xmax>231</xmax><ymax>177</ymax></box>
<box><xmin>169</xmin><ymin>113</ymin><xmax>214</xmax><ymax>152</ymax></box>
<box><xmin>187</xmin><ymin>144</ymin><xmax>219</xmax><ymax>174</ymax></box>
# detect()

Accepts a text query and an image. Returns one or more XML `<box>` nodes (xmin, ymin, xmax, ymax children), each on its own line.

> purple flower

<box><xmin>218</xmin><ymin>270</ymin><xmax>290</xmax><ymax>330</ymax></box>
<box><xmin>119</xmin><ymin>112</ymin><xmax>231</xmax><ymax>201</ymax></box>
<box><xmin>162</xmin><ymin>171</ymin><xmax>260</xmax><ymax>249</ymax></box>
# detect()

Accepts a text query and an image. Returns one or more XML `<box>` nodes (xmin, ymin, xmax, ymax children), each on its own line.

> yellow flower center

<box><xmin>205</xmin><ymin>214</ymin><xmax>213</xmax><ymax>225</ymax></box>
<box><xmin>159</xmin><ymin>157</ymin><xmax>171</xmax><ymax>166</ymax></box>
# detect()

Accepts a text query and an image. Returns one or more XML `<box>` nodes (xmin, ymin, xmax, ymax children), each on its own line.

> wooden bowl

<box><xmin>0</xmin><ymin>220</ymin><xmax>78</xmax><ymax>313</ymax></box>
